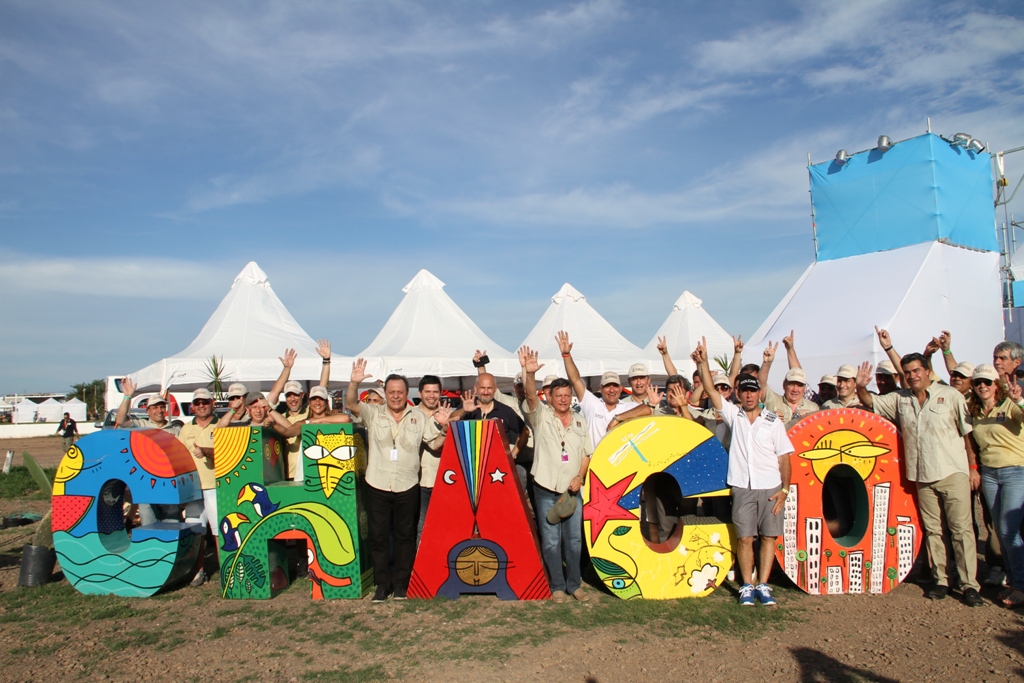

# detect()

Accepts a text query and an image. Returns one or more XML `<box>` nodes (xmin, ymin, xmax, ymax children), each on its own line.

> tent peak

<box><xmin>552</xmin><ymin>283</ymin><xmax>585</xmax><ymax>304</ymax></box>
<box><xmin>403</xmin><ymin>269</ymin><xmax>445</xmax><ymax>293</ymax></box>
<box><xmin>674</xmin><ymin>291</ymin><xmax>703</xmax><ymax>310</ymax></box>
<box><xmin>234</xmin><ymin>262</ymin><xmax>270</xmax><ymax>288</ymax></box>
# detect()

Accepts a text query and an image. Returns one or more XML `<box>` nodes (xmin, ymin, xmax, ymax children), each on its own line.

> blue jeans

<box><xmin>981</xmin><ymin>465</ymin><xmax>1024</xmax><ymax>590</ymax></box>
<box><xmin>533</xmin><ymin>483</ymin><xmax>583</xmax><ymax>594</ymax></box>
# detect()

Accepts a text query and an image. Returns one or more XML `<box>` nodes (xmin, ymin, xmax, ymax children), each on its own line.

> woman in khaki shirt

<box><xmin>968</xmin><ymin>364</ymin><xmax>1024</xmax><ymax>607</ymax></box>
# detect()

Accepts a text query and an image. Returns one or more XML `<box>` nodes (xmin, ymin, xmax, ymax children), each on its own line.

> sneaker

<box><xmin>551</xmin><ymin>590</ymin><xmax>568</xmax><ymax>603</ymax></box>
<box><xmin>372</xmin><ymin>585</ymin><xmax>391</xmax><ymax>603</ymax></box>
<box><xmin>963</xmin><ymin>587</ymin><xmax>984</xmax><ymax>608</ymax></box>
<box><xmin>738</xmin><ymin>583</ymin><xmax>755</xmax><ymax>607</ymax></box>
<box><xmin>926</xmin><ymin>585</ymin><xmax>948</xmax><ymax>601</ymax></box>
<box><xmin>189</xmin><ymin>571</ymin><xmax>206</xmax><ymax>588</ymax></box>
<box><xmin>392</xmin><ymin>588</ymin><xmax>407</xmax><ymax>600</ymax></box>
<box><xmin>572</xmin><ymin>588</ymin><xmax>589</xmax><ymax>602</ymax></box>
<box><xmin>984</xmin><ymin>566</ymin><xmax>1007</xmax><ymax>586</ymax></box>
<box><xmin>754</xmin><ymin>583</ymin><xmax>776</xmax><ymax>606</ymax></box>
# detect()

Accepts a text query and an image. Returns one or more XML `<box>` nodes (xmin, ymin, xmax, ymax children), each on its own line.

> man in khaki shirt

<box><xmin>856</xmin><ymin>353</ymin><xmax>982</xmax><ymax>606</ymax></box>
<box><xmin>178</xmin><ymin>387</ymin><xmax>218</xmax><ymax>586</ymax></box>
<box><xmin>346</xmin><ymin>360</ymin><xmax>451</xmax><ymax>602</ymax></box>
<box><xmin>519</xmin><ymin>345</ymin><xmax>593</xmax><ymax>603</ymax></box>
<box><xmin>822</xmin><ymin>365</ymin><xmax>863</xmax><ymax>409</ymax></box>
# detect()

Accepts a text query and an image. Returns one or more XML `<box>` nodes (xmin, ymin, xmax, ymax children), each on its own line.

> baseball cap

<box><xmin>628</xmin><ymin>363</ymin><xmax>649</xmax><ymax>379</ymax></box>
<box><xmin>513</xmin><ymin>372</ymin><xmax>523</xmax><ymax>385</ymax></box>
<box><xmin>244</xmin><ymin>392</ymin><xmax>263</xmax><ymax>405</ymax></box>
<box><xmin>819</xmin><ymin>374</ymin><xmax>837</xmax><ymax>387</ymax></box>
<box><xmin>283</xmin><ymin>380</ymin><xmax>303</xmax><ymax>395</ymax></box>
<box><xmin>784</xmin><ymin>368</ymin><xmax>807</xmax><ymax>384</ymax></box>
<box><xmin>147</xmin><ymin>394</ymin><xmax>168</xmax><ymax>406</ymax></box>
<box><xmin>542</xmin><ymin>374</ymin><xmax>558</xmax><ymax>388</ymax></box>
<box><xmin>711</xmin><ymin>372</ymin><xmax>730</xmax><ymax>388</ymax></box>
<box><xmin>876</xmin><ymin>360</ymin><xmax>898</xmax><ymax>376</ymax></box>
<box><xmin>736</xmin><ymin>373</ymin><xmax>760</xmax><ymax>392</ymax></box>
<box><xmin>972</xmin><ymin>364</ymin><xmax>999</xmax><ymax>382</ymax></box>
<box><xmin>836</xmin><ymin>364</ymin><xmax>857</xmax><ymax>379</ymax></box>
<box><xmin>192</xmin><ymin>388</ymin><xmax>212</xmax><ymax>401</ymax></box>
<box><xmin>227</xmin><ymin>383</ymin><xmax>247</xmax><ymax>398</ymax></box>
<box><xmin>600</xmin><ymin>371</ymin><xmax>621</xmax><ymax>387</ymax></box>
<box><xmin>952</xmin><ymin>361</ymin><xmax>976</xmax><ymax>379</ymax></box>
<box><xmin>309</xmin><ymin>386</ymin><xmax>330</xmax><ymax>401</ymax></box>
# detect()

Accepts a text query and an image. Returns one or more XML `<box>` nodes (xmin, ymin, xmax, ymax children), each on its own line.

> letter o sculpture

<box><xmin>52</xmin><ymin>429</ymin><xmax>202</xmax><ymax>597</ymax></box>
<box><xmin>584</xmin><ymin>416</ymin><xmax>735</xmax><ymax>599</ymax></box>
<box><xmin>775</xmin><ymin>408</ymin><xmax>922</xmax><ymax>595</ymax></box>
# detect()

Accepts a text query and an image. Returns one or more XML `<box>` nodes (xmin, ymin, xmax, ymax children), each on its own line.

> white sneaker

<box><xmin>985</xmin><ymin>566</ymin><xmax>1007</xmax><ymax>586</ymax></box>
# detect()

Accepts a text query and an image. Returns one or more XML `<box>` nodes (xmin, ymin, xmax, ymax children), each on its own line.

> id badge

<box><xmin>561</xmin><ymin>450</ymin><xmax>569</xmax><ymax>463</ymax></box>
<box><xmin>390</xmin><ymin>448</ymin><xmax>399</xmax><ymax>462</ymax></box>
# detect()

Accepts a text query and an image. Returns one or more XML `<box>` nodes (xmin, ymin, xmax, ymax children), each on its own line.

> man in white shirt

<box><xmin>696</xmin><ymin>337</ymin><xmax>793</xmax><ymax>607</ymax></box>
<box><xmin>556</xmin><ymin>331</ymin><xmax>634</xmax><ymax>445</ymax></box>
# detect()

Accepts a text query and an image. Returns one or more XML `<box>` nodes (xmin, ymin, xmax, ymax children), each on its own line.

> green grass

<box><xmin>0</xmin><ymin>465</ymin><xmax>56</xmax><ymax>499</ymax></box>
<box><xmin>302</xmin><ymin>665</ymin><xmax>390</xmax><ymax>682</ymax></box>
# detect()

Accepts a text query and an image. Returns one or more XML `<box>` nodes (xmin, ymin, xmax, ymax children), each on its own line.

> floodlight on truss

<box><xmin>877</xmin><ymin>135</ymin><xmax>893</xmax><ymax>152</ymax></box>
<box><xmin>951</xmin><ymin>133</ymin><xmax>971</xmax><ymax>148</ymax></box>
<box><xmin>967</xmin><ymin>139</ymin><xmax>986</xmax><ymax>154</ymax></box>
<box><xmin>835</xmin><ymin>149</ymin><xmax>849</xmax><ymax>165</ymax></box>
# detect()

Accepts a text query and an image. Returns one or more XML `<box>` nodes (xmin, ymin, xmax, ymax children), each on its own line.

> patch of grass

<box><xmin>107</xmin><ymin>629</ymin><xmax>186</xmax><ymax>652</ymax></box>
<box><xmin>0</xmin><ymin>582</ymin><xmax>156</xmax><ymax>625</ymax></box>
<box><xmin>0</xmin><ymin>465</ymin><xmax>57</xmax><ymax>499</ymax></box>
<box><xmin>302</xmin><ymin>664</ymin><xmax>390</xmax><ymax>682</ymax></box>
<box><xmin>309</xmin><ymin>629</ymin><xmax>354</xmax><ymax>645</ymax></box>
<box><xmin>211</xmin><ymin>626</ymin><xmax>231</xmax><ymax>639</ymax></box>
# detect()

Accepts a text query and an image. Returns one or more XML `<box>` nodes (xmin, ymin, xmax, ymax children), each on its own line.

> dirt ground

<box><xmin>0</xmin><ymin>436</ymin><xmax>68</xmax><ymax>469</ymax></box>
<box><xmin>1</xmin><ymin>436</ymin><xmax>1023</xmax><ymax>682</ymax></box>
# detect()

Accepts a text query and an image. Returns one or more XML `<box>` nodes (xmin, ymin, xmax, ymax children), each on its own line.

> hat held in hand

<box><xmin>545</xmin><ymin>491</ymin><xmax>578</xmax><ymax>524</ymax></box>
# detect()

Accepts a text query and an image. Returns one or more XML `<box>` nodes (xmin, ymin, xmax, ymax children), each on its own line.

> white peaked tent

<box><xmin>520</xmin><ymin>283</ymin><xmax>647</xmax><ymax>378</ymax></box>
<box><xmin>643</xmin><ymin>291</ymin><xmax>734</xmax><ymax>379</ymax></box>
<box><xmin>132</xmin><ymin>262</ymin><xmax>355</xmax><ymax>392</ymax></box>
<box><xmin>355</xmin><ymin>269</ymin><xmax>517</xmax><ymax>378</ymax></box>
<box><xmin>13</xmin><ymin>399</ymin><xmax>37</xmax><ymax>424</ymax></box>
<box><xmin>36</xmin><ymin>398</ymin><xmax>65</xmax><ymax>423</ymax></box>
<box><xmin>63</xmin><ymin>397</ymin><xmax>88</xmax><ymax>422</ymax></box>
<box><xmin>745</xmin><ymin>242</ymin><xmax>1003</xmax><ymax>393</ymax></box>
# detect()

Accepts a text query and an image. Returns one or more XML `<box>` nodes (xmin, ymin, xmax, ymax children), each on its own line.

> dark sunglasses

<box><xmin>192</xmin><ymin>399</ymin><xmax>212</xmax><ymax>406</ymax></box>
<box><xmin>972</xmin><ymin>379</ymin><xmax>993</xmax><ymax>387</ymax></box>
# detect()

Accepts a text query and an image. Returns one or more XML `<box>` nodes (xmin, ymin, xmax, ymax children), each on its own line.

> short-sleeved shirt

<box><xmin>763</xmin><ymin>387</ymin><xmax>819</xmax><ymax>427</ymax></box>
<box><xmin>134</xmin><ymin>417</ymin><xmax>182</xmax><ymax>437</ymax></box>
<box><xmin>717</xmin><ymin>401</ymin><xmax>794</xmax><ymax>490</ymax></box>
<box><xmin>972</xmin><ymin>398</ymin><xmax>1024</xmax><ymax>469</ymax></box>
<box><xmin>416</xmin><ymin>406</ymin><xmax>444</xmax><ymax>488</ymax></box>
<box><xmin>821</xmin><ymin>395</ymin><xmax>862</xmax><ymax>410</ymax></box>
<box><xmin>463</xmin><ymin>401</ymin><xmax>526</xmax><ymax>452</ymax></box>
<box><xmin>870</xmin><ymin>382</ymin><xmax>972</xmax><ymax>483</ymax></box>
<box><xmin>281</xmin><ymin>406</ymin><xmax>310</xmax><ymax>479</ymax></box>
<box><xmin>178</xmin><ymin>419</ymin><xmax>217</xmax><ymax>489</ymax></box>
<box><xmin>524</xmin><ymin>401</ymin><xmax>593</xmax><ymax>494</ymax></box>
<box><xmin>59</xmin><ymin>419</ymin><xmax>77</xmax><ymax>438</ymax></box>
<box><xmin>354</xmin><ymin>403</ymin><xmax>442</xmax><ymax>493</ymax></box>
<box><xmin>577</xmin><ymin>392</ymin><xmax>634</xmax><ymax>445</ymax></box>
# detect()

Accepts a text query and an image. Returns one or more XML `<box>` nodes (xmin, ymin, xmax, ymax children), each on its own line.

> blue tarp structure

<box><xmin>810</xmin><ymin>133</ymin><xmax>997</xmax><ymax>261</ymax></box>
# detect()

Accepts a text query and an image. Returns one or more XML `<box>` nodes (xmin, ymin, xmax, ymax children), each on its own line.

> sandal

<box><xmin>1001</xmin><ymin>589</ymin><xmax>1024</xmax><ymax>608</ymax></box>
<box><xmin>999</xmin><ymin>586</ymin><xmax>1014</xmax><ymax>601</ymax></box>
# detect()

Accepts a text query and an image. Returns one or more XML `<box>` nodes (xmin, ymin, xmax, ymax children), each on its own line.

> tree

<box><xmin>67</xmin><ymin>379</ymin><xmax>106</xmax><ymax>419</ymax></box>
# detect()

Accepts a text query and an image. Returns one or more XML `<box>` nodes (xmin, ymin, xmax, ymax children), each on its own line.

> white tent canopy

<box><xmin>63</xmin><ymin>397</ymin><xmax>88</xmax><ymax>422</ymax></box>
<box><xmin>355</xmin><ymin>269</ymin><xmax>517</xmax><ymax>378</ymax></box>
<box><xmin>520</xmin><ymin>283</ymin><xmax>648</xmax><ymax>378</ymax></box>
<box><xmin>13</xmin><ymin>399</ymin><xmax>37</xmax><ymax>424</ymax></box>
<box><xmin>745</xmin><ymin>241</ymin><xmax>1003</xmax><ymax>394</ymax></box>
<box><xmin>132</xmin><ymin>262</ymin><xmax>355</xmax><ymax>392</ymax></box>
<box><xmin>35</xmin><ymin>397</ymin><xmax>64</xmax><ymax>423</ymax></box>
<box><xmin>643</xmin><ymin>291</ymin><xmax>734</xmax><ymax>379</ymax></box>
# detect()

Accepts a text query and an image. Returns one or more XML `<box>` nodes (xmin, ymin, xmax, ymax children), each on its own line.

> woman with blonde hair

<box><xmin>968</xmin><ymin>363</ymin><xmax>1024</xmax><ymax>607</ymax></box>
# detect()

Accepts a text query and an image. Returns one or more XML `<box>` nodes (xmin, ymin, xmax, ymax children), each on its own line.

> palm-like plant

<box><xmin>204</xmin><ymin>355</ymin><xmax>230</xmax><ymax>400</ymax></box>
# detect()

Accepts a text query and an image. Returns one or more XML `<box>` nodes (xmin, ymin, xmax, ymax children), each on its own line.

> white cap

<box><xmin>542</xmin><ymin>374</ymin><xmax>558</xmax><ymax>388</ymax></box>
<box><xmin>147</xmin><ymin>394</ymin><xmax>168</xmax><ymax>406</ymax></box>
<box><xmin>309</xmin><ymin>386</ymin><xmax>330</xmax><ymax>400</ymax></box>
<box><xmin>628</xmin><ymin>363</ymin><xmax>649</xmax><ymax>379</ymax></box>
<box><xmin>784</xmin><ymin>368</ymin><xmax>807</xmax><ymax>384</ymax></box>
<box><xmin>600</xmin><ymin>371</ymin><xmax>621</xmax><ymax>387</ymax></box>
<box><xmin>819</xmin><ymin>374</ymin><xmax>837</xmax><ymax>387</ymax></box>
<box><xmin>192</xmin><ymin>388</ymin><xmax>212</xmax><ymax>401</ymax></box>
<box><xmin>226</xmin><ymin>383</ymin><xmax>247</xmax><ymax>398</ymax></box>
<box><xmin>972</xmin><ymin>363</ymin><xmax>999</xmax><ymax>382</ymax></box>
<box><xmin>876</xmin><ymin>360</ymin><xmax>898</xmax><ymax>376</ymax></box>
<box><xmin>283</xmin><ymin>380</ymin><xmax>303</xmax><ymax>395</ymax></box>
<box><xmin>711</xmin><ymin>372</ymin><xmax>730</xmax><ymax>388</ymax></box>
<box><xmin>952</xmin><ymin>362</ymin><xmax>976</xmax><ymax>378</ymax></box>
<box><xmin>836</xmin><ymin>364</ymin><xmax>857</xmax><ymax>379</ymax></box>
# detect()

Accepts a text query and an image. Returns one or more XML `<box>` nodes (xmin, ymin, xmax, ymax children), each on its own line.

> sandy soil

<box><xmin>0</xmin><ymin>436</ymin><xmax>69</xmax><ymax>469</ymax></box>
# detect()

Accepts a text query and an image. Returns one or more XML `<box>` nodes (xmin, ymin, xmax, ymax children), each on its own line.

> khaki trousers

<box><xmin>916</xmin><ymin>472</ymin><xmax>979</xmax><ymax>591</ymax></box>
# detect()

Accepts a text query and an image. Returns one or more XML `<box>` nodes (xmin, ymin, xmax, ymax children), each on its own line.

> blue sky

<box><xmin>2</xmin><ymin>0</ymin><xmax>1023</xmax><ymax>392</ymax></box>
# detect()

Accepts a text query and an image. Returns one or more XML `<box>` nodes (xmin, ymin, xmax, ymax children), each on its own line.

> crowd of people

<box><xmin>110</xmin><ymin>327</ymin><xmax>1024</xmax><ymax>610</ymax></box>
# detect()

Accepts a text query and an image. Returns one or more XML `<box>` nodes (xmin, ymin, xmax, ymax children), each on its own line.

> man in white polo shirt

<box><xmin>695</xmin><ymin>337</ymin><xmax>793</xmax><ymax>606</ymax></box>
<box><xmin>556</xmin><ymin>331</ymin><xmax>634</xmax><ymax>445</ymax></box>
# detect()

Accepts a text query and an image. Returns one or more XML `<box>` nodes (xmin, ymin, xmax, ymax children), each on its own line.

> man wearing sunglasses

<box><xmin>855</xmin><ymin>354</ymin><xmax>982</xmax><ymax>607</ymax></box>
<box><xmin>178</xmin><ymin>387</ymin><xmax>219</xmax><ymax>586</ymax></box>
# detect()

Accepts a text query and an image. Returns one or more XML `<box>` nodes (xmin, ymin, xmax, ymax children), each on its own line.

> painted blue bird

<box><xmin>220</xmin><ymin>512</ymin><xmax>250</xmax><ymax>552</ymax></box>
<box><xmin>237</xmin><ymin>483</ymin><xmax>279</xmax><ymax>518</ymax></box>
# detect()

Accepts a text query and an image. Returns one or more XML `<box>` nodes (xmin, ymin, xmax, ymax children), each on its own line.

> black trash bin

<box><xmin>18</xmin><ymin>544</ymin><xmax>56</xmax><ymax>587</ymax></box>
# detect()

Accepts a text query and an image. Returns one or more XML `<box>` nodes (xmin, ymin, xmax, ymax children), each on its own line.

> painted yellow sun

<box><xmin>799</xmin><ymin>428</ymin><xmax>890</xmax><ymax>482</ymax></box>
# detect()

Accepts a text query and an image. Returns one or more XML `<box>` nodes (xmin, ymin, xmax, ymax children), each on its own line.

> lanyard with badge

<box><xmin>388</xmin><ymin>411</ymin><xmax>408</xmax><ymax>462</ymax></box>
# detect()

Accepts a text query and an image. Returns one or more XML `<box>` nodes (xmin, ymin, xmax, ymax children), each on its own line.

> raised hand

<box><xmin>120</xmin><ymin>377</ymin><xmax>137</xmax><ymax>397</ymax></box>
<box><xmin>763</xmin><ymin>341</ymin><xmax>779</xmax><ymax>363</ymax></box>
<box><xmin>733</xmin><ymin>335</ymin><xmax>744</xmax><ymax>355</ymax></box>
<box><xmin>555</xmin><ymin>331</ymin><xmax>573</xmax><ymax>356</ymax></box>
<box><xmin>316</xmin><ymin>339</ymin><xmax>331</xmax><ymax>360</ymax></box>
<box><xmin>646</xmin><ymin>384</ymin><xmax>664</xmax><ymax>406</ymax></box>
<box><xmin>461</xmin><ymin>389</ymin><xmax>478</xmax><ymax>413</ymax></box>
<box><xmin>657</xmin><ymin>336</ymin><xmax>669</xmax><ymax>356</ymax></box>
<box><xmin>434</xmin><ymin>403</ymin><xmax>453</xmax><ymax>426</ymax></box>
<box><xmin>939</xmin><ymin>330</ymin><xmax>951</xmax><ymax>352</ymax></box>
<box><xmin>695</xmin><ymin>337</ymin><xmax>708</xmax><ymax>364</ymax></box>
<box><xmin>1009</xmin><ymin>380</ymin><xmax>1023</xmax><ymax>403</ymax></box>
<box><xmin>279</xmin><ymin>348</ymin><xmax>297</xmax><ymax>368</ymax></box>
<box><xmin>855</xmin><ymin>361</ymin><xmax>874</xmax><ymax>389</ymax></box>
<box><xmin>924</xmin><ymin>337</ymin><xmax>940</xmax><ymax>356</ymax></box>
<box><xmin>874</xmin><ymin>326</ymin><xmax>892</xmax><ymax>349</ymax></box>
<box><xmin>473</xmin><ymin>349</ymin><xmax>487</xmax><ymax>363</ymax></box>
<box><xmin>667</xmin><ymin>383</ymin><xmax>687</xmax><ymax>406</ymax></box>
<box><xmin>782</xmin><ymin>330</ymin><xmax>794</xmax><ymax>351</ymax></box>
<box><xmin>350</xmin><ymin>358</ymin><xmax>371</xmax><ymax>384</ymax></box>
<box><xmin>518</xmin><ymin>346</ymin><xmax>543</xmax><ymax>374</ymax></box>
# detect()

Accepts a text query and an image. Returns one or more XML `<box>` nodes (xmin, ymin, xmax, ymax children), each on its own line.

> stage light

<box><xmin>966</xmin><ymin>139</ymin><xmax>985</xmax><ymax>153</ymax></box>
<box><xmin>951</xmin><ymin>133</ymin><xmax>971</xmax><ymax>147</ymax></box>
<box><xmin>835</xmin><ymin>149</ymin><xmax>849</xmax><ymax>165</ymax></box>
<box><xmin>877</xmin><ymin>135</ymin><xmax>892</xmax><ymax>152</ymax></box>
